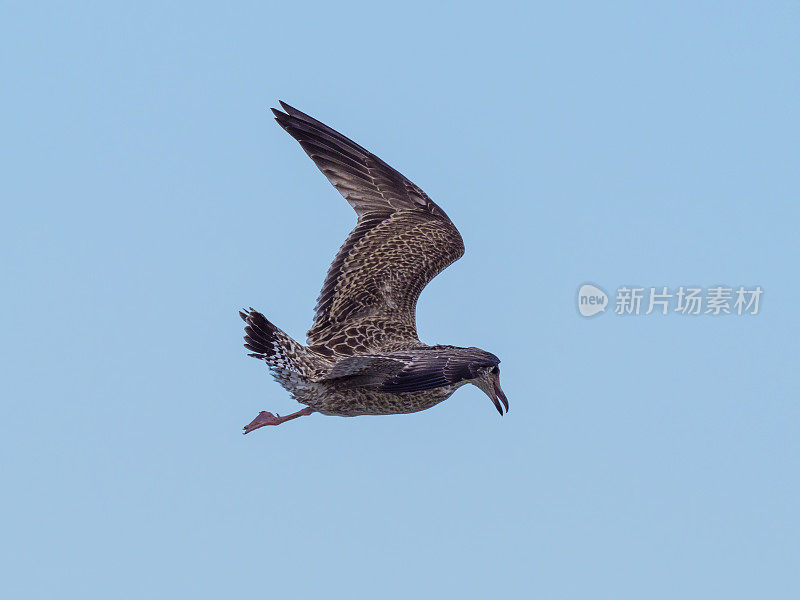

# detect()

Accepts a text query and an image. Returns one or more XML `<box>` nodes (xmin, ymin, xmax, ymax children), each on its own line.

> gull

<box><xmin>241</xmin><ymin>102</ymin><xmax>507</xmax><ymax>432</ymax></box>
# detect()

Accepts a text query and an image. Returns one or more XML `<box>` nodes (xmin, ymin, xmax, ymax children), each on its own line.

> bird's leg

<box><xmin>243</xmin><ymin>406</ymin><xmax>315</xmax><ymax>434</ymax></box>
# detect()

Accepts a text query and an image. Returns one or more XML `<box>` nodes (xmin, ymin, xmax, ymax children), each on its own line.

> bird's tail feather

<box><xmin>240</xmin><ymin>308</ymin><xmax>312</xmax><ymax>380</ymax></box>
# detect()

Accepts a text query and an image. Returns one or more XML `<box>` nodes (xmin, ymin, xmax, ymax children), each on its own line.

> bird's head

<box><xmin>469</xmin><ymin>352</ymin><xmax>508</xmax><ymax>415</ymax></box>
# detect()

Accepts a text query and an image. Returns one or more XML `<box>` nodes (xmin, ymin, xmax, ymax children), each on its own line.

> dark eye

<box><xmin>491</xmin><ymin>366</ymin><xmax>499</xmax><ymax>375</ymax></box>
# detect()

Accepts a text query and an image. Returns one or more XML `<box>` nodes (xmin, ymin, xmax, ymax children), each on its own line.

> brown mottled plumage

<box><xmin>240</xmin><ymin>102</ymin><xmax>507</xmax><ymax>433</ymax></box>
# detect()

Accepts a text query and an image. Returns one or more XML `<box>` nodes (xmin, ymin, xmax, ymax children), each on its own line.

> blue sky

<box><xmin>3</xmin><ymin>2</ymin><xmax>799</xmax><ymax>598</ymax></box>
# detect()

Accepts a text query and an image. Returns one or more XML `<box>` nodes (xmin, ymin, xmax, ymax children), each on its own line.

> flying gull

<box><xmin>241</xmin><ymin>102</ymin><xmax>507</xmax><ymax>432</ymax></box>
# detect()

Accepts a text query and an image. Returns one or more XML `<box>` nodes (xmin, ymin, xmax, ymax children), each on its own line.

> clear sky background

<box><xmin>3</xmin><ymin>2</ymin><xmax>799</xmax><ymax>598</ymax></box>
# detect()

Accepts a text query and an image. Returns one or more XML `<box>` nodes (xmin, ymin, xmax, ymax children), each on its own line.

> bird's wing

<box><xmin>379</xmin><ymin>348</ymin><xmax>500</xmax><ymax>393</ymax></box>
<box><xmin>272</xmin><ymin>102</ymin><xmax>465</xmax><ymax>355</ymax></box>
<box><xmin>324</xmin><ymin>355</ymin><xmax>406</xmax><ymax>380</ymax></box>
<box><xmin>320</xmin><ymin>348</ymin><xmax>497</xmax><ymax>391</ymax></box>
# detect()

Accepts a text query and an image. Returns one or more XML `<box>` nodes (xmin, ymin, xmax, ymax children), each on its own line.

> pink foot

<box><xmin>243</xmin><ymin>411</ymin><xmax>282</xmax><ymax>434</ymax></box>
<box><xmin>242</xmin><ymin>407</ymin><xmax>315</xmax><ymax>434</ymax></box>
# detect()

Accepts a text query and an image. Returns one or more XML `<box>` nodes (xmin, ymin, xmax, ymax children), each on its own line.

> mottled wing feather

<box><xmin>272</xmin><ymin>102</ymin><xmax>465</xmax><ymax>355</ymax></box>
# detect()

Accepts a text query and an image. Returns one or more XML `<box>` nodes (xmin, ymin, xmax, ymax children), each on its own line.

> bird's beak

<box><xmin>491</xmin><ymin>379</ymin><xmax>509</xmax><ymax>415</ymax></box>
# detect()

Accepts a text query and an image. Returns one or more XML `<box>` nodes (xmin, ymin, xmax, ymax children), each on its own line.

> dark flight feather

<box><xmin>380</xmin><ymin>348</ymin><xmax>500</xmax><ymax>393</ymax></box>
